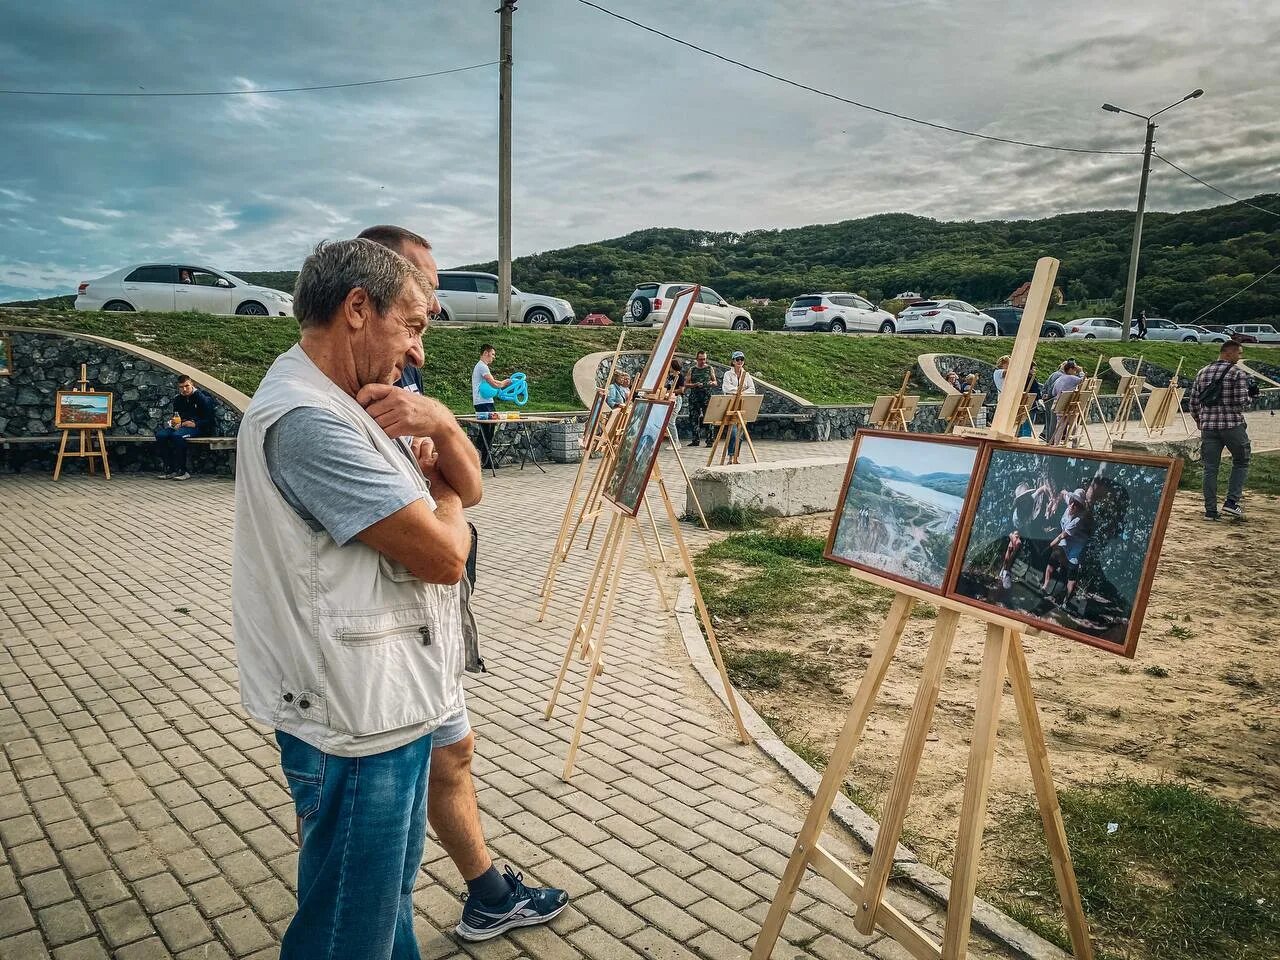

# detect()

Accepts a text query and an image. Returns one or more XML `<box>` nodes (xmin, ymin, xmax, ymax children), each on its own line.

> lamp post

<box><xmin>1102</xmin><ymin>89</ymin><xmax>1203</xmax><ymax>341</ymax></box>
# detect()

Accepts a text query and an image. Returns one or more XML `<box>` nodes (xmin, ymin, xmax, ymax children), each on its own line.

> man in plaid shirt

<box><xmin>1190</xmin><ymin>340</ymin><xmax>1256</xmax><ymax>520</ymax></box>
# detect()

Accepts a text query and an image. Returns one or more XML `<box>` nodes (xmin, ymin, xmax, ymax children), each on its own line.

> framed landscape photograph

<box><xmin>603</xmin><ymin>398</ymin><xmax>674</xmax><ymax>517</ymax></box>
<box><xmin>583</xmin><ymin>388</ymin><xmax>607</xmax><ymax>445</ymax></box>
<box><xmin>54</xmin><ymin>390</ymin><xmax>114</xmax><ymax>429</ymax></box>
<box><xmin>634</xmin><ymin>286</ymin><xmax>698</xmax><ymax>397</ymax></box>
<box><xmin>825</xmin><ymin>430</ymin><xmax>981</xmax><ymax>593</ymax></box>
<box><xmin>0</xmin><ymin>335</ymin><xmax>12</xmax><ymax>376</ymax></box>
<box><xmin>947</xmin><ymin>444</ymin><xmax>1180</xmax><ymax>657</ymax></box>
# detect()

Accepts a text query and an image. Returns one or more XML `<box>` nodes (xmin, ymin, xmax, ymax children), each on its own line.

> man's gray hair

<box><xmin>293</xmin><ymin>238</ymin><xmax>431</xmax><ymax>330</ymax></box>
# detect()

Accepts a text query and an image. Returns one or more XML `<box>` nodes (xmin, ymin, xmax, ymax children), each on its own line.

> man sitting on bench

<box><xmin>155</xmin><ymin>375</ymin><xmax>216</xmax><ymax>480</ymax></box>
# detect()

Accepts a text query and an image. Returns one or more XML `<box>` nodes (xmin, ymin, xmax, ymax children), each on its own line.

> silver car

<box><xmin>1135</xmin><ymin>317</ymin><xmax>1199</xmax><ymax>342</ymax></box>
<box><xmin>1179</xmin><ymin>324</ymin><xmax>1227</xmax><ymax>343</ymax></box>
<box><xmin>1064</xmin><ymin>317</ymin><xmax>1124</xmax><ymax>340</ymax></box>
<box><xmin>435</xmin><ymin>270</ymin><xmax>574</xmax><ymax>324</ymax></box>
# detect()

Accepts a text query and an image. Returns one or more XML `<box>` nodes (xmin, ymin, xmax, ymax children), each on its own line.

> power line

<box><xmin>1153</xmin><ymin>153</ymin><xmax>1280</xmax><ymax>218</ymax></box>
<box><xmin>1191</xmin><ymin>261</ymin><xmax>1280</xmax><ymax>323</ymax></box>
<box><xmin>572</xmin><ymin>0</ymin><xmax>1141</xmax><ymax>157</ymax></box>
<box><xmin>0</xmin><ymin>61</ymin><xmax>499</xmax><ymax>98</ymax></box>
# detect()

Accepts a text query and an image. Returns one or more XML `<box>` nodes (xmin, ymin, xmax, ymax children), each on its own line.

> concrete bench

<box><xmin>688</xmin><ymin>456</ymin><xmax>850</xmax><ymax>517</ymax></box>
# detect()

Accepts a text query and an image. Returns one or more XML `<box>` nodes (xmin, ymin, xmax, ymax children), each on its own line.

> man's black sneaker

<box><xmin>1203</xmin><ymin>512</ymin><xmax>1220</xmax><ymax>521</ymax></box>
<box><xmin>1221</xmin><ymin>501</ymin><xmax>1245</xmax><ymax>519</ymax></box>
<box><xmin>455</xmin><ymin>866</ymin><xmax>569</xmax><ymax>942</ymax></box>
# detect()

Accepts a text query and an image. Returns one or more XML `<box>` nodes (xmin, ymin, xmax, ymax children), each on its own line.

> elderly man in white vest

<box><xmin>231</xmin><ymin>238</ymin><xmax>563</xmax><ymax>959</ymax></box>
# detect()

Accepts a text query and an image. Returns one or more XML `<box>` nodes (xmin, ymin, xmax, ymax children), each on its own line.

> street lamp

<box><xmin>1103</xmin><ymin>89</ymin><xmax>1204</xmax><ymax>341</ymax></box>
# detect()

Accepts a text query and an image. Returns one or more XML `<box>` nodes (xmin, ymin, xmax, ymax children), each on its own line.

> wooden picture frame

<box><xmin>0</xmin><ymin>335</ymin><xmax>12</xmax><ymax>376</ymax></box>
<box><xmin>54</xmin><ymin>390</ymin><xmax>114</xmax><ymax>430</ymax></box>
<box><xmin>583</xmin><ymin>388</ymin><xmax>607</xmax><ymax>443</ymax></box>
<box><xmin>603</xmin><ymin>398</ymin><xmax>675</xmax><ymax>518</ymax></box>
<box><xmin>634</xmin><ymin>286</ymin><xmax>698</xmax><ymax>397</ymax></box>
<box><xmin>825</xmin><ymin>429</ymin><xmax>983</xmax><ymax>595</ymax></box>
<box><xmin>945</xmin><ymin>442</ymin><xmax>1181</xmax><ymax>657</ymax></box>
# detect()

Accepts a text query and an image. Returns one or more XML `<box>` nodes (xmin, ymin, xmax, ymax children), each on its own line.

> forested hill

<box><xmin>451</xmin><ymin>196</ymin><xmax>1280</xmax><ymax>324</ymax></box>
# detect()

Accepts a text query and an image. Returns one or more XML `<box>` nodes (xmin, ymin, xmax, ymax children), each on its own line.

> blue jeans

<box><xmin>154</xmin><ymin>426</ymin><xmax>198</xmax><ymax>472</ymax></box>
<box><xmin>727</xmin><ymin>425</ymin><xmax>742</xmax><ymax>459</ymax></box>
<box><xmin>276</xmin><ymin>731</ymin><xmax>433</xmax><ymax>960</ymax></box>
<box><xmin>1201</xmin><ymin>424</ymin><xmax>1251</xmax><ymax>513</ymax></box>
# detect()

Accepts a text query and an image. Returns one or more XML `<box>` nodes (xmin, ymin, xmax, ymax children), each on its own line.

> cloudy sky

<box><xmin>2</xmin><ymin>0</ymin><xmax>1277</xmax><ymax>301</ymax></box>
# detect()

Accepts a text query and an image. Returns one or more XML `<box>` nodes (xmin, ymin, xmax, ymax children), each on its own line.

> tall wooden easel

<box><xmin>870</xmin><ymin>371</ymin><xmax>920</xmax><ymax>432</ymax></box>
<box><xmin>1111</xmin><ymin>357</ymin><xmax>1147</xmax><ymax>439</ymax></box>
<box><xmin>705</xmin><ymin>366</ymin><xmax>759</xmax><ymax>466</ymax></box>
<box><xmin>53</xmin><ymin>364</ymin><xmax>112</xmax><ymax>482</ymax></box>
<box><xmin>1143</xmin><ymin>359</ymin><xmax>1189</xmax><ymax>436</ymax></box>
<box><xmin>753</xmin><ymin>257</ymin><xmax>1095</xmax><ymax>960</ymax></box>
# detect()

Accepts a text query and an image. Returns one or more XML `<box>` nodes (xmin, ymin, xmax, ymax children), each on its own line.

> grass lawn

<box><xmin>0</xmin><ymin>307</ymin><xmax>1224</xmax><ymax>412</ymax></box>
<box><xmin>1180</xmin><ymin>449</ymin><xmax>1280</xmax><ymax>498</ymax></box>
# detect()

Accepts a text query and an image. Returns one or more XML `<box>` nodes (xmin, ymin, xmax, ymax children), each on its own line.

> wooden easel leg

<box><xmin>538</xmin><ymin>448</ymin><xmax>594</xmax><ymax>618</ymax></box>
<box><xmin>668</xmin><ymin>442</ymin><xmax>709</xmax><ymax>530</ymax></box>
<box><xmin>643</xmin><ymin>493</ymin><xmax>669</xmax><ymax>566</ymax></box>
<box><xmin>854</xmin><ymin>608</ymin><xmax>960</xmax><ymax>934</ymax></box>
<box><xmin>97</xmin><ymin>430</ymin><xmax>111</xmax><ymax>479</ymax></box>
<box><xmin>751</xmin><ymin>594</ymin><xmax>915</xmax><ymax>960</ymax></box>
<box><xmin>578</xmin><ymin>516</ymin><xmax>626</xmax><ymax>658</ymax></box>
<box><xmin>738</xmin><ymin>412</ymin><xmax>759</xmax><ymax>463</ymax></box>
<box><xmin>1007</xmin><ymin>635</ymin><xmax>1095</xmax><ymax>960</ymax></box>
<box><xmin>633</xmin><ymin>517</ymin><xmax>670</xmax><ymax>613</ymax></box>
<box><xmin>563</xmin><ymin>519</ymin><xmax>635</xmax><ymax>780</ymax></box>
<box><xmin>82</xmin><ymin>430</ymin><xmax>95</xmax><ymax>475</ymax></box>
<box><xmin>652</xmin><ymin>466</ymin><xmax>750</xmax><ymax>745</ymax></box>
<box><xmin>53</xmin><ymin>430</ymin><xmax>70</xmax><ymax>481</ymax></box>
<box><xmin>545</xmin><ymin>513</ymin><xmax>621</xmax><ymax>719</ymax></box>
<box><xmin>942</xmin><ymin>624</ymin><xmax>1011</xmax><ymax>960</ymax></box>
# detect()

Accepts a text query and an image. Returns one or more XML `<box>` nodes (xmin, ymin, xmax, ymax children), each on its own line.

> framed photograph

<box><xmin>0</xmin><ymin>336</ymin><xmax>12</xmax><ymax>376</ymax></box>
<box><xmin>947</xmin><ymin>444</ymin><xmax>1180</xmax><ymax>657</ymax></box>
<box><xmin>634</xmin><ymin>286</ymin><xmax>698</xmax><ymax>397</ymax></box>
<box><xmin>603</xmin><ymin>398</ymin><xmax>675</xmax><ymax>517</ymax></box>
<box><xmin>825</xmin><ymin>430</ymin><xmax>981</xmax><ymax>593</ymax></box>
<box><xmin>54</xmin><ymin>390</ymin><xmax>114</xmax><ymax>429</ymax></box>
<box><xmin>583</xmin><ymin>388</ymin><xmax>607</xmax><ymax>444</ymax></box>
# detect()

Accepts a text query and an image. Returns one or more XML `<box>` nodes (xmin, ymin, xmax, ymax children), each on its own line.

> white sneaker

<box><xmin>161</xmin><ymin>472</ymin><xmax>174</xmax><ymax>480</ymax></box>
<box><xmin>999</xmin><ymin>568</ymin><xmax>1012</xmax><ymax>590</ymax></box>
<box><xmin>172</xmin><ymin>472</ymin><xmax>191</xmax><ymax>481</ymax></box>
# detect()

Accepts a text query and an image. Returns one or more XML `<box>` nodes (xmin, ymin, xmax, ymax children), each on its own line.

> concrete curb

<box><xmin>673</xmin><ymin>581</ymin><xmax>1071</xmax><ymax>960</ymax></box>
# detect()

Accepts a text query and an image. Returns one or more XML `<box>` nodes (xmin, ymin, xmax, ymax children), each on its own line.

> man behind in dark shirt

<box><xmin>683</xmin><ymin>350</ymin><xmax>717</xmax><ymax>446</ymax></box>
<box><xmin>155</xmin><ymin>375</ymin><xmax>216</xmax><ymax>480</ymax></box>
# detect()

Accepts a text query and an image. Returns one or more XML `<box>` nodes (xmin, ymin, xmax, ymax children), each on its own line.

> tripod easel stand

<box><xmin>753</xmin><ymin>256</ymin><xmax>1096</xmax><ymax>960</ymax></box>
<box><xmin>705</xmin><ymin>364</ymin><xmax>759</xmax><ymax>465</ymax></box>
<box><xmin>1111</xmin><ymin>356</ymin><xmax>1146</xmax><ymax>439</ymax></box>
<box><xmin>53</xmin><ymin>364</ymin><xmax>112</xmax><ymax>481</ymax></box>
<box><xmin>870</xmin><ymin>370</ymin><xmax>920</xmax><ymax>432</ymax></box>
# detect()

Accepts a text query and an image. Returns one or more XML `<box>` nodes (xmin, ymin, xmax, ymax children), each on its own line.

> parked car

<box><xmin>434</xmin><ymin>271</ymin><xmax>574</xmax><ymax>324</ymax></box>
<box><xmin>1133</xmin><ymin>316</ymin><xmax>1199</xmax><ymax>342</ymax></box>
<box><xmin>1179</xmin><ymin>324</ymin><xmax>1227</xmax><ymax>343</ymax></box>
<box><xmin>784</xmin><ymin>293</ymin><xmax>896</xmax><ymax>333</ymax></box>
<box><xmin>1224</xmin><ymin>323</ymin><xmax>1280</xmax><ymax>344</ymax></box>
<box><xmin>75</xmin><ymin>263</ymin><xmax>293</xmax><ymax>316</ymax></box>
<box><xmin>896</xmin><ymin>299</ymin><xmax>998</xmax><ymax>336</ymax></box>
<box><xmin>981</xmin><ymin>306</ymin><xmax>1066</xmax><ymax>339</ymax></box>
<box><xmin>625</xmin><ymin>283</ymin><xmax>753</xmax><ymax>330</ymax></box>
<box><xmin>1064</xmin><ymin>317</ymin><xmax>1124</xmax><ymax>339</ymax></box>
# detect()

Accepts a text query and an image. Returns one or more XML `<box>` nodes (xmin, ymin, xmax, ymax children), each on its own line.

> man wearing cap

<box><xmin>721</xmin><ymin>351</ymin><xmax>756</xmax><ymax>464</ymax></box>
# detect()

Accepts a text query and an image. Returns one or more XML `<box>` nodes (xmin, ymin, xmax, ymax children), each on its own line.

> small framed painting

<box><xmin>54</xmin><ymin>390</ymin><xmax>114</xmax><ymax>430</ymax></box>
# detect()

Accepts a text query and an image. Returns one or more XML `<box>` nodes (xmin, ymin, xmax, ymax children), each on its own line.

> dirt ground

<box><xmin>719</xmin><ymin>487</ymin><xmax>1280</xmax><ymax>880</ymax></box>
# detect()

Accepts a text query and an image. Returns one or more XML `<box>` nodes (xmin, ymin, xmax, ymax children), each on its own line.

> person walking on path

<box><xmin>154</xmin><ymin>374</ymin><xmax>216</xmax><ymax>479</ymax></box>
<box><xmin>233</xmin><ymin>239</ymin><xmax>563</xmax><ymax>960</ymax></box>
<box><xmin>721</xmin><ymin>350</ymin><xmax>756</xmax><ymax>465</ymax></box>
<box><xmin>683</xmin><ymin>350</ymin><xmax>718</xmax><ymax>445</ymax></box>
<box><xmin>1190</xmin><ymin>340</ymin><xmax>1256</xmax><ymax>520</ymax></box>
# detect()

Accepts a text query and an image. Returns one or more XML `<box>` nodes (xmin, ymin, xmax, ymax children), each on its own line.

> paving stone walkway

<box><xmin>0</xmin><ymin>441</ymin><xmax>1016</xmax><ymax>960</ymax></box>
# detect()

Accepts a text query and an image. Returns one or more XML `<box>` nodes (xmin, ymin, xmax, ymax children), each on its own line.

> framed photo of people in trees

<box><xmin>825</xmin><ymin>430</ymin><xmax>981</xmax><ymax>594</ymax></box>
<box><xmin>946</xmin><ymin>444</ymin><xmax>1180</xmax><ymax>657</ymax></box>
<box><xmin>634</xmin><ymin>286</ymin><xmax>698</xmax><ymax>397</ymax></box>
<box><xmin>603</xmin><ymin>398</ymin><xmax>674</xmax><ymax>518</ymax></box>
<box><xmin>583</xmin><ymin>388</ymin><xmax>607</xmax><ymax>445</ymax></box>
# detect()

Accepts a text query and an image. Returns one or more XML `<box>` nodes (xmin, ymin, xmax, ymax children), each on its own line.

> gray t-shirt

<box><xmin>265</xmin><ymin>407</ymin><xmax>426</xmax><ymax>546</ymax></box>
<box><xmin>472</xmin><ymin>361</ymin><xmax>491</xmax><ymax>406</ymax></box>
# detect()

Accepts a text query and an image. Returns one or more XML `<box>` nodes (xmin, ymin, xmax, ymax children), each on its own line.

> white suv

<box><xmin>896</xmin><ymin>299</ymin><xmax>998</xmax><ymax>336</ymax></box>
<box><xmin>625</xmin><ymin>283</ymin><xmax>753</xmax><ymax>330</ymax></box>
<box><xmin>785</xmin><ymin>293</ymin><xmax>897</xmax><ymax>333</ymax></box>
<box><xmin>435</xmin><ymin>271</ymin><xmax>574</xmax><ymax>324</ymax></box>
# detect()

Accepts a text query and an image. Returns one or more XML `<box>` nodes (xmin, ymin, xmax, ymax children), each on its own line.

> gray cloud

<box><xmin>1</xmin><ymin>0</ymin><xmax>1277</xmax><ymax>302</ymax></box>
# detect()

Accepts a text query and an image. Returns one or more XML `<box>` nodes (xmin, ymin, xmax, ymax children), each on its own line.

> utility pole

<box><xmin>497</xmin><ymin>1</ymin><xmax>515</xmax><ymax>327</ymax></box>
<box><xmin>1102</xmin><ymin>88</ymin><xmax>1202</xmax><ymax>343</ymax></box>
<box><xmin>1119</xmin><ymin>122</ymin><xmax>1155</xmax><ymax>343</ymax></box>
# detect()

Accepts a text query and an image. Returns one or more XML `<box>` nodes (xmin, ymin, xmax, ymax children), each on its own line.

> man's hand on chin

<box><xmin>357</xmin><ymin>383</ymin><xmax>451</xmax><ymax>439</ymax></box>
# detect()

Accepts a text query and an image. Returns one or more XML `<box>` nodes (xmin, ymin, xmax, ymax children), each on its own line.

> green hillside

<box><xmin>0</xmin><ymin>308</ymin><xmax>1222</xmax><ymax>412</ymax></box>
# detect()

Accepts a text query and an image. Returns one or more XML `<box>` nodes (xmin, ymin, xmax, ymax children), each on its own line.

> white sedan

<box><xmin>75</xmin><ymin>263</ymin><xmax>294</xmax><ymax>316</ymax></box>
<box><xmin>896</xmin><ymin>299</ymin><xmax>998</xmax><ymax>336</ymax></box>
<box><xmin>1064</xmin><ymin>317</ymin><xmax>1124</xmax><ymax>339</ymax></box>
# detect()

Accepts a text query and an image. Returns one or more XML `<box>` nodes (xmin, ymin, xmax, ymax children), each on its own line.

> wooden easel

<box><xmin>705</xmin><ymin>367</ymin><xmax>759</xmax><ymax>466</ymax></box>
<box><xmin>870</xmin><ymin>371</ymin><xmax>920</xmax><ymax>432</ymax></box>
<box><xmin>1111</xmin><ymin>357</ymin><xmax>1147</xmax><ymax>439</ymax></box>
<box><xmin>943</xmin><ymin>392</ymin><xmax>985</xmax><ymax>433</ymax></box>
<box><xmin>53</xmin><ymin>365</ymin><xmax>112</xmax><ymax>482</ymax></box>
<box><xmin>1143</xmin><ymin>359</ymin><xmax>1188</xmax><ymax>436</ymax></box>
<box><xmin>754</xmin><ymin>257</ymin><xmax>1096</xmax><ymax>960</ymax></box>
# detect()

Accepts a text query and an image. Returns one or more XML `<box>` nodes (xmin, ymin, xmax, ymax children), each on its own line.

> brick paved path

<box><xmin>0</xmin><ymin>441</ymin><xmax>1014</xmax><ymax>960</ymax></box>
